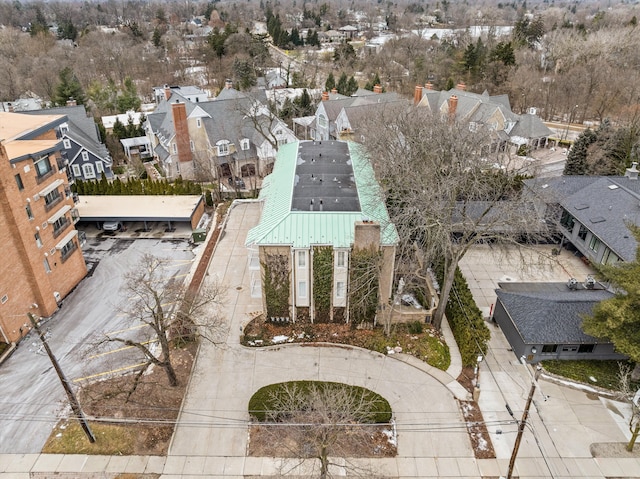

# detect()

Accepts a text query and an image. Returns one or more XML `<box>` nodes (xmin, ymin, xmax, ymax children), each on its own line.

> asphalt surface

<box><xmin>0</xmin><ymin>238</ymin><xmax>195</xmax><ymax>453</ymax></box>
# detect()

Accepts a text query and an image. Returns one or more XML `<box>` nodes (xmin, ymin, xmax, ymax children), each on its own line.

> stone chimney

<box><xmin>66</xmin><ymin>98</ymin><xmax>77</xmax><ymax>107</ymax></box>
<box><xmin>448</xmin><ymin>95</ymin><xmax>458</xmax><ymax>121</ymax></box>
<box><xmin>373</xmin><ymin>84</ymin><xmax>383</xmax><ymax>94</ymax></box>
<box><xmin>625</xmin><ymin>162</ymin><xmax>639</xmax><ymax>180</ymax></box>
<box><xmin>354</xmin><ymin>220</ymin><xmax>381</xmax><ymax>250</ymax></box>
<box><xmin>225</xmin><ymin>79</ymin><xmax>233</xmax><ymax>89</ymax></box>
<box><xmin>414</xmin><ymin>85</ymin><xmax>423</xmax><ymax>105</ymax></box>
<box><xmin>171</xmin><ymin>100</ymin><xmax>192</xmax><ymax>163</ymax></box>
<box><xmin>456</xmin><ymin>81</ymin><xmax>466</xmax><ymax>91</ymax></box>
<box><xmin>164</xmin><ymin>84</ymin><xmax>171</xmax><ymax>101</ymax></box>
<box><xmin>322</xmin><ymin>91</ymin><xmax>329</xmax><ymax>101</ymax></box>
<box><xmin>425</xmin><ymin>81</ymin><xmax>434</xmax><ymax>90</ymax></box>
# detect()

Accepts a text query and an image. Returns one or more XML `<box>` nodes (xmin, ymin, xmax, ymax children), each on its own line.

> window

<box><xmin>190</xmin><ymin>140</ymin><xmax>195</xmax><ymax>151</ymax></box>
<box><xmin>561</xmin><ymin>345</ymin><xmax>578</xmax><ymax>352</ymax></box>
<box><xmin>60</xmin><ymin>239</ymin><xmax>76</xmax><ymax>260</ymax></box>
<box><xmin>1</xmin><ymin>294</ymin><xmax>8</xmax><ymax>304</ymax></box>
<box><xmin>560</xmin><ymin>210</ymin><xmax>575</xmax><ymax>232</ymax></box>
<box><xmin>26</xmin><ymin>204</ymin><xmax>34</xmax><ymax>220</ymax></box>
<box><xmin>72</xmin><ymin>164</ymin><xmax>81</xmax><ymax>176</ymax></box>
<box><xmin>53</xmin><ymin>215</ymin><xmax>68</xmax><ymax>234</ymax></box>
<box><xmin>298</xmin><ymin>250</ymin><xmax>306</xmax><ymax>268</ymax></box>
<box><xmin>578</xmin><ymin>344</ymin><xmax>595</xmax><ymax>353</ymax></box>
<box><xmin>217</xmin><ymin>140</ymin><xmax>230</xmax><ymax>156</ymax></box>
<box><xmin>172</xmin><ymin>143</ymin><xmax>177</xmax><ymax>154</ymax></box>
<box><xmin>34</xmin><ymin>155</ymin><xmax>52</xmax><ymax>177</ymax></box>
<box><xmin>601</xmin><ymin>249</ymin><xmax>620</xmax><ymax>265</ymax></box>
<box><xmin>469</xmin><ymin>122</ymin><xmax>478</xmax><ymax>132</ymax></box>
<box><xmin>298</xmin><ymin>281</ymin><xmax>307</xmax><ymax>298</ymax></box>
<box><xmin>318</xmin><ymin>114</ymin><xmax>328</xmax><ymax>128</ymax></box>
<box><xmin>541</xmin><ymin>344</ymin><xmax>557</xmax><ymax>353</ymax></box>
<box><xmin>44</xmin><ymin>188</ymin><xmax>61</xmax><ymax>207</ymax></box>
<box><xmin>35</xmin><ymin>233</ymin><xmax>43</xmax><ymax>248</ymax></box>
<box><xmin>196</xmin><ymin>118</ymin><xmax>202</xmax><ymax>128</ymax></box>
<box><xmin>43</xmin><ymin>258</ymin><xmax>51</xmax><ymax>273</ymax></box>
<box><xmin>241</xmin><ymin>138</ymin><xmax>250</xmax><ymax>151</ymax></box>
<box><xmin>277</xmin><ymin>138</ymin><xmax>288</xmax><ymax>147</ymax></box>
<box><xmin>589</xmin><ymin>236</ymin><xmax>601</xmax><ymax>253</ymax></box>
<box><xmin>63</xmin><ymin>139</ymin><xmax>71</xmax><ymax>149</ymax></box>
<box><xmin>15</xmin><ymin>174</ymin><xmax>24</xmax><ymax>190</ymax></box>
<box><xmin>82</xmin><ymin>163</ymin><xmax>96</xmax><ymax>179</ymax></box>
<box><xmin>96</xmin><ymin>162</ymin><xmax>104</xmax><ymax>173</ymax></box>
<box><xmin>336</xmin><ymin>281</ymin><xmax>345</xmax><ymax>298</ymax></box>
<box><xmin>336</xmin><ymin>251</ymin><xmax>346</xmax><ymax>267</ymax></box>
<box><xmin>577</xmin><ymin>224</ymin><xmax>588</xmax><ymax>241</ymax></box>
<box><xmin>81</xmin><ymin>151</ymin><xmax>89</xmax><ymax>162</ymax></box>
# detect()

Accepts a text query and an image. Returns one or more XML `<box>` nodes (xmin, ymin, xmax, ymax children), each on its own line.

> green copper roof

<box><xmin>246</xmin><ymin>141</ymin><xmax>398</xmax><ymax>248</ymax></box>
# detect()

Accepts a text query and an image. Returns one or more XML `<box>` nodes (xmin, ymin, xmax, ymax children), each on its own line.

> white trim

<box><xmin>38</xmin><ymin>179</ymin><xmax>64</xmax><ymax>197</ymax></box>
<box><xmin>55</xmin><ymin>229</ymin><xmax>78</xmax><ymax>250</ymax></box>
<box><xmin>47</xmin><ymin>205</ymin><xmax>71</xmax><ymax>224</ymax></box>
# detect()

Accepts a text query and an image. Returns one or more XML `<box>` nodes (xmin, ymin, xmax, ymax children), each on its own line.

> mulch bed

<box><xmin>457</xmin><ymin>366</ymin><xmax>496</xmax><ymax>459</ymax></box>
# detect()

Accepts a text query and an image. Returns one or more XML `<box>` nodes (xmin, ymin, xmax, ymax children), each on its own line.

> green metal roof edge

<box><xmin>245</xmin><ymin>140</ymin><xmax>398</xmax><ymax>248</ymax></box>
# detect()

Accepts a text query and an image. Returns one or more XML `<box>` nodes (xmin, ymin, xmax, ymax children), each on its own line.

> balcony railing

<box><xmin>61</xmin><ymin>240</ymin><xmax>78</xmax><ymax>263</ymax></box>
<box><xmin>35</xmin><ymin>169</ymin><xmax>55</xmax><ymax>184</ymax></box>
<box><xmin>70</xmin><ymin>208</ymin><xmax>80</xmax><ymax>224</ymax></box>
<box><xmin>52</xmin><ymin>218</ymin><xmax>71</xmax><ymax>238</ymax></box>
<box><xmin>44</xmin><ymin>194</ymin><xmax>63</xmax><ymax>212</ymax></box>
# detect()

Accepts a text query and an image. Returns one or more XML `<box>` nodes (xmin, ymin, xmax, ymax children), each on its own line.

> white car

<box><xmin>102</xmin><ymin>221</ymin><xmax>123</xmax><ymax>232</ymax></box>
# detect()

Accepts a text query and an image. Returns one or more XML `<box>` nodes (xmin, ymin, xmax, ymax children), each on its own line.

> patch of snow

<box><xmin>272</xmin><ymin>335</ymin><xmax>289</xmax><ymax>344</ymax></box>
<box><xmin>589</xmin><ymin>376</ymin><xmax>597</xmax><ymax>382</ymax></box>
<box><xmin>382</xmin><ymin>427</ymin><xmax>397</xmax><ymax>446</ymax></box>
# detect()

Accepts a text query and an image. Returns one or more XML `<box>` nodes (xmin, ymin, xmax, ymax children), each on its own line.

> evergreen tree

<box><xmin>53</xmin><ymin>67</ymin><xmax>85</xmax><ymax>106</ymax></box>
<box><xmin>346</xmin><ymin>76</ymin><xmax>358</xmax><ymax>96</ymax></box>
<box><xmin>364</xmin><ymin>73</ymin><xmax>382</xmax><ymax>91</ymax></box>
<box><xmin>563</xmin><ymin>128</ymin><xmax>596</xmax><ymax>175</ymax></box>
<box><xmin>325</xmin><ymin>72</ymin><xmax>336</xmax><ymax>92</ymax></box>
<box><xmin>57</xmin><ymin>19</ymin><xmax>78</xmax><ymax>41</ymax></box>
<box><xmin>336</xmin><ymin>72</ymin><xmax>348</xmax><ymax>95</ymax></box>
<box><xmin>29</xmin><ymin>6</ymin><xmax>49</xmax><ymax>36</ymax></box>
<box><xmin>112</xmin><ymin>118</ymin><xmax>127</xmax><ymax>140</ymax></box>
<box><xmin>490</xmin><ymin>41</ymin><xmax>516</xmax><ymax>66</ymax></box>
<box><xmin>152</xmin><ymin>27</ymin><xmax>163</xmax><ymax>47</ymax></box>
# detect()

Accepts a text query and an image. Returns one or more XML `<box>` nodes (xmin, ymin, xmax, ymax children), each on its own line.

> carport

<box><xmin>75</xmin><ymin>195</ymin><xmax>205</xmax><ymax>231</ymax></box>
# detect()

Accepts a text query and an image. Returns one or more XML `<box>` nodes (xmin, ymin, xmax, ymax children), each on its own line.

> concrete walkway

<box><xmin>2</xmin><ymin>204</ymin><xmax>640</xmax><ymax>478</ymax></box>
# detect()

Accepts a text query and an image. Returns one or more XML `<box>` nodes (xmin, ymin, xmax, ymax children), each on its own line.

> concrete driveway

<box><xmin>169</xmin><ymin>201</ymin><xmax>473</xmax><ymax>469</ymax></box>
<box><xmin>0</xmin><ymin>237</ymin><xmax>195</xmax><ymax>453</ymax></box>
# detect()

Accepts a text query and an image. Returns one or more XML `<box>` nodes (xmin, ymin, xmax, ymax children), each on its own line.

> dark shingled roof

<box><xmin>496</xmin><ymin>282</ymin><xmax>613</xmax><ymax>344</ymax></box>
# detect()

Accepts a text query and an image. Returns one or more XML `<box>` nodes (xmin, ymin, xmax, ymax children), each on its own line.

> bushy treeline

<box><xmin>73</xmin><ymin>176</ymin><xmax>203</xmax><ymax>196</ymax></box>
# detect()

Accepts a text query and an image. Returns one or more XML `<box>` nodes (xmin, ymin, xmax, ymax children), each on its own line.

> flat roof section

<box><xmin>76</xmin><ymin>195</ymin><xmax>203</xmax><ymax>222</ymax></box>
<box><xmin>292</xmin><ymin>140</ymin><xmax>360</xmax><ymax>212</ymax></box>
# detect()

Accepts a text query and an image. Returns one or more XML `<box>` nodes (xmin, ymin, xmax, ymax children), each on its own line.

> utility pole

<box><xmin>506</xmin><ymin>365</ymin><xmax>541</xmax><ymax>479</ymax></box>
<box><xmin>27</xmin><ymin>313</ymin><xmax>96</xmax><ymax>443</ymax></box>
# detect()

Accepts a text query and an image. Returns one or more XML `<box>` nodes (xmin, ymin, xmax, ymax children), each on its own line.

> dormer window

<box><xmin>240</xmin><ymin>138</ymin><xmax>250</xmax><ymax>151</ymax></box>
<box><xmin>63</xmin><ymin>139</ymin><xmax>71</xmax><ymax>149</ymax></box>
<box><xmin>216</xmin><ymin>140</ymin><xmax>230</xmax><ymax>156</ymax></box>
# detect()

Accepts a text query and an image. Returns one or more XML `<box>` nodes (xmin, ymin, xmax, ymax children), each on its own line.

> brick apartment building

<box><xmin>0</xmin><ymin>112</ymin><xmax>87</xmax><ymax>345</ymax></box>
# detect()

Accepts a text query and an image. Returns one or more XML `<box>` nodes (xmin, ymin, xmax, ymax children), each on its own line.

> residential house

<box><xmin>152</xmin><ymin>85</ymin><xmax>210</xmax><ymax>105</ymax></box>
<box><xmin>101</xmin><ymin>111</ymin><xmax>145</xmax><ymax>134</ymax></box>
<box><xmin>24</xmin><ymin>105</ymin><xmax>113</xmax><ymax>182</ymax></box>
<box><xmin>0</xmin><ymin>112</ymin><xmax>86</xmax><ymax>345</ymax></box>
<box><xmin>492</xmin><ymin>282</ymin><xmax>626</xmax><ymax>363</ymax></box>
<box><xmin>415</xmin><ymin>82</ymin><xmax>552</xmax><ymax>153</ymax></box>
<box><xmin>525</xmin><ymin>165</ymin><xmax>640</xmax><ymax>265</ymax></box>
<box><xmin>145</xmin><ymin>84</ymin><xmax>296</xmax><ymax>181</ymax></box>
<box><xmin>311</xmin><ymin>88</ymin><xmax>404</xmax><ymax>141</ymax></box>
<box><xmin>245</xmin><ymin>140</ymin><xmax>398</xmax><ymax>323</ymax></box>
<box><xmin>338</xmin><ymin>25</ymin><xmax>359</xmax><ymax>39</ymax></box>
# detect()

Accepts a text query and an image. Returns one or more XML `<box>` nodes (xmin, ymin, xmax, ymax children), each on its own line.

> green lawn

<box><xmin>42</xmin><ymin>421</ymin><xmax>135</xmax><ymax>455</ymax></box>
<box><xmin>541</xmin><ymin>359</ymin><xmax>639</xmax><ymax>391</ymax></box>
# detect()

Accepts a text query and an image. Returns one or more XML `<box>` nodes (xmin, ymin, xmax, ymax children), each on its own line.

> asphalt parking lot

<box><xmin>0</xmin><ymin>237</ymin><xmax>195</xmax><ymax>453</ymax></box>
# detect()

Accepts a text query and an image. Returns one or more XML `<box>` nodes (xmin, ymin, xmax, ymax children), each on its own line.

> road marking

<box><xmin>87</xmin><ymin>339</ymin><xmax>158</xmax><ymax>359</ymax></box>
<box><xmin>73</xmin><ymin>362</ymin><xmax>148</xmax><ymax>383</ymax></box>
<box><xmin>105</xmin><ymin>323</ymin><xmax>148</xmax><ymax>335</ymax></box>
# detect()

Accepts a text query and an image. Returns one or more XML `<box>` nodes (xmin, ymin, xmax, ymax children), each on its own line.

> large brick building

<box><xmin>0</xmin><ymin>112</ymin><xmax>87</xmax><ymax>345</ymax></box>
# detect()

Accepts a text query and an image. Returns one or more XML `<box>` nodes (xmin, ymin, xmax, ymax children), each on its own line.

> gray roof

<box><xmin>510</xmin><ymin>113</ymin><xmax>553</xmax><ymax>139</ymax></box>
<box><xmin>341</xmin><ymin>99</ymin><xmax>410</xmax><ymax>132</ymax></box>
<box><xmin>496</xmin><ymin>282</ymin><xmax>613</xmax><ymax>344</ymax></box>
<box><xmin>526</xmin><ymin>176</ymin><xmax>640</xmax><ymax>261</ymax></box>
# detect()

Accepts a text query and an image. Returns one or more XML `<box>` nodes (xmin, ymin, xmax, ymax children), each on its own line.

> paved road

<box><xmin>0</xmin><ymin>238</ymin><xmax>195</xmax><ymax>453</ymax></box>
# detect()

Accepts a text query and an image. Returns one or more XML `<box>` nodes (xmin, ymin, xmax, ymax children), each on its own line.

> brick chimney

<box><xmin>171</xmin><ymin>100</ymin><xmax>192</xmax><ymax>163</ymax></box>
<box><xmin>456</xmin><ymin>81</ymin><xmax>466</xmax><ymax>91</ymax></box>
<box><xmin>414</xmin><ymin>85</ymin><xmax>423</xmax><ymax>105</ymax></box>
<box><xmin>225</xmin><ymin>79</ymin><xmax>233</xmax><ymax>89</ymax></box>
<box><xmin>66</xmin><ymin>98</ymin><xmax>77</xmax><ymax>107</ymax></box>
<box><xmin>425</xmin><ymin>81</ymin><xmax>434</xmax><ymax>90</ymax></box>
<box><xmin>164</xmin><ymin>85</ymin><xmax>172</xmax><ymax>101</ymax></box>
<box><xmin>373</xmin><ymin>84</ymin><xmax>383</xmax><ymax>94</ymax></box>
<box><xmin>7</xmin><ymin>102</ymin><xmax>14</xmax><ymax>112</ymax></box>
<box><xmin>448</xmin><ymin>95</ymin><xmax>458</xmax><ymax>121</ymax></box>
<box><xmin>331</xmin><ymin>88</ymin><xmax>338</xmax><ymax>94</ymax></box>
<box><xmin>322</xmin><ymin>91</ymin><xmax>329</xmax><ymax>101</ymax></box>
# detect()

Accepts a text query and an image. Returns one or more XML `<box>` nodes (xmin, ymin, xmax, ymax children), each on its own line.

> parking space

<box><xmin>0</xmin><ymin>237</ymin><xmax>195</xmax><ymax>453</ymax></box>
<box><xmin>78</xmin><ymin>220</ymin><xmax>194</xmax><ymax>240</ymax></box>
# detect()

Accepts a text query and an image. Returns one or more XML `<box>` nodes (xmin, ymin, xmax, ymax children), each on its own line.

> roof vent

<box><xmin>584</xmin><ymin>275</ymin><xmax>595</xmax><ymax>289</ymax></box>
<box><xmin>625</xmin><ymin>162</ymin><xmax>639</xmax><ymax>180</ymax></box>
<box><xmin>608</xmin><ymin>184</ymin><xmax>619</xmax><ymax>190</ymax></box>
<box><xmin>567</xmin><ymin>278</ymin><xmax>578</xmax><ymax>290</ymax></box>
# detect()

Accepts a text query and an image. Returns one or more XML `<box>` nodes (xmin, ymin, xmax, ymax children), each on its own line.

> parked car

<box><xmin>102</xmin><ymin>221</ymin><xmax>124</xmax><ymax>232</ymax></box>
<box><xmin>227</xmin><ymin>176</ymin><xmax>246</xmax><ymax>189</ymax></box>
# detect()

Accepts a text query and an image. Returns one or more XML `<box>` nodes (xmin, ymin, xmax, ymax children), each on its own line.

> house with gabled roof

<box><xmin>145</xmin><ymin>84</ymin><xmax>295</xmax><ymax>182</ymax></box>
<box><xmin>525</xmin><ymin>164</ymin><xmax>640</xmax><ymax>265</ymax></box>
<box><xmin>24</xmin><ymin>105</ymin><xmax>113</xmax><ymax>182</ymax></box>
<box><xmin>245</xmin><ymin>140</ymin><xmax>398</xmax><ymax>324</ymax></box>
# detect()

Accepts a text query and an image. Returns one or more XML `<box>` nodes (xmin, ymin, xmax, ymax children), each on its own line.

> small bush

<box><xmin>408</xmin><ymin>321</ymin><xmax>424</xmax><ymax>334</ymax></box>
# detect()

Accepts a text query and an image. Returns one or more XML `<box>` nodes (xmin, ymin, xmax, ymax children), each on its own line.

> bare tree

<box><xmin>362</xmin><ymin>106</ymin><xmax>547</xmax><ymax>330</ymax></box>
<box><xmin>251</xmin><ymin>382</ymin><xmax>393</xmax><ymax>479</ymax></box>
<box><xmin>614</xmin><ymin>363</ymin><xmax>640</xmax><ymax>452</ymax></box>
<box><xmin>100</xmin><ymin>254</ymin><xmax>225</xmax><ymax>387</ymax></box>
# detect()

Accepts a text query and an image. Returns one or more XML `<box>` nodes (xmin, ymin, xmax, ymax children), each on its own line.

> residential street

<box><xmin>1</xmin><ymin>202</ymin><xmax>639</xmax><ymax>478</ymax></box>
